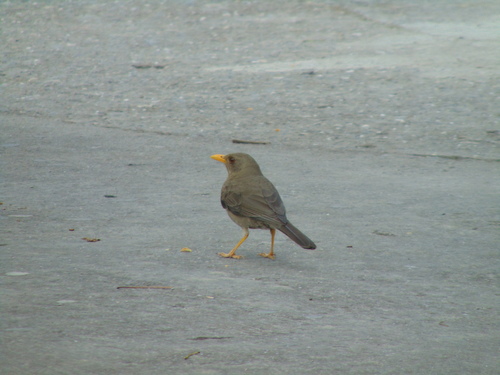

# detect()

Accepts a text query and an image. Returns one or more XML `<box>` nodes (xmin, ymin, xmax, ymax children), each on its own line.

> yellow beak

<box><xmin>210</xmin><ymin>154</ymin><xmax>226</xmax><ymax>163</ymax></box>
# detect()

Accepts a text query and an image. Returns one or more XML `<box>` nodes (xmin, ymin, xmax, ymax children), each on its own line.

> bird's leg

<box><xmin>218</xmin><ymin>228</ymin><xmax>249</xmax><ymax>259</ymax></box>
<box><xmin>259</xmin><ymin>228</ymin><xmax>276</xmax><ymax>260</ymax></box>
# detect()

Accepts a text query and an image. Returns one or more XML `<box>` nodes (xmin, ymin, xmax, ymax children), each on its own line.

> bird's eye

<box><xmin>228</xmin><ymin>157</ymin><xmax>235</xmax><ymax>163</ymax></box>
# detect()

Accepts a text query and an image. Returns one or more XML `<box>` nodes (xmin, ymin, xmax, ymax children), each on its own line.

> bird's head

<box><xmin>211</xmin><ymin>153</ymin><xmax>263</xmax><ymax>176</ymax></box>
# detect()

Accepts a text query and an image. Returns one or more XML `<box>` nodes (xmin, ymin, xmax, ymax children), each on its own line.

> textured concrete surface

<box><xmin>1</xmin><ymin>1</ymin><xmax>499</xmax><ymax>374</ymax></box>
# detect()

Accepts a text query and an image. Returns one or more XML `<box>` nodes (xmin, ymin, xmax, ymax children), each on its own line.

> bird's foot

<box><xmin>218</xmin><ymin>252</ymin><xmax>243</xmax><ymax>259</ymax></box>
<box><xmin>259</xmin><ymin>252</ymin><xmax>275</xmax><ymax>260</ymax></box>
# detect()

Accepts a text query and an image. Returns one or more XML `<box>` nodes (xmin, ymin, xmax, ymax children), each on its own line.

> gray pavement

<box><xmin>1</xmin><ymin>1</ymin><xmax>499</xmax><ymax>374</ymax></box>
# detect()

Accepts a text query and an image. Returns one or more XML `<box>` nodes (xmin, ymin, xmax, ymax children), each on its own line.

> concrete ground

<box><xmin>1</xmin><ymin>1</ymin><xmax>499</xmax><ymax>374</ymax></box>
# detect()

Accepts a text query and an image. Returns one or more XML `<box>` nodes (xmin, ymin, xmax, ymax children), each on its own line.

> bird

<box><xmin>211</xmin><ymin>152</ymin><xmax>316</xmax><ymax>259</ymax></box>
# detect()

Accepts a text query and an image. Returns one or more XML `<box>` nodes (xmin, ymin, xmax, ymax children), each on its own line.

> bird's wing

<box><xmin>221</xmin><ymin>177</ymin><xmax>287</xmax><ymax>226</ymax></box>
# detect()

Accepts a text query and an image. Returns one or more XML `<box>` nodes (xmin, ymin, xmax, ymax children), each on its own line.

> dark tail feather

<box><xmin>279</xmin><ymin>222</ymin><xmax>316</xmax><ymax>249</ymax></box>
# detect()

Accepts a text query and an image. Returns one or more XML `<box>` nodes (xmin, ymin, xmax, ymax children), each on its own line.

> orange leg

<box><xmin>218</xmin><ymin>228</ymin><xmax>249</xmax><ymax>259</ymax></box>
<box><xmin>259</xmin><ymin>228</ymin><xmax>276</xmax><ymax>260</ymax></box>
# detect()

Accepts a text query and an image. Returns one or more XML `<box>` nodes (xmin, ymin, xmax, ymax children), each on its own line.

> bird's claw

<box><xmin>218</xmin><ymin>252</ymin><xmax>243</xmax><ymax>259</ymax></box>
<box><xmin>259</xmin><ymin>252</ymin><xmax>276</xmax><ymax>260</ymax></box>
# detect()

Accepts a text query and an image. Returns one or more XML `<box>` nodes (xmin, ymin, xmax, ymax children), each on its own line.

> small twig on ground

<box><xmin>184</xmin><ymin>351</ymin><xmax>201</xmax><ymax>360</ymax></box>
<box><xmin>232</xmin><ymin>139</ymin><xmax>270</xmax><ymax>145</ymax></box>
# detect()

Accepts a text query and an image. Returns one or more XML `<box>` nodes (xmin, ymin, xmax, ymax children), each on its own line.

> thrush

<box><xmin>211</xmin><ymin>153</ymin><xmax>316</xmax><ymax>259</ymax></box>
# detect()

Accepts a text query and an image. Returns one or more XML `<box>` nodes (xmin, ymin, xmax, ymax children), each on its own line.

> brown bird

<box><xmin>211</xmin><ymin>153</ymin><xmax>316</xmax><ymax>259</ymax></box>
